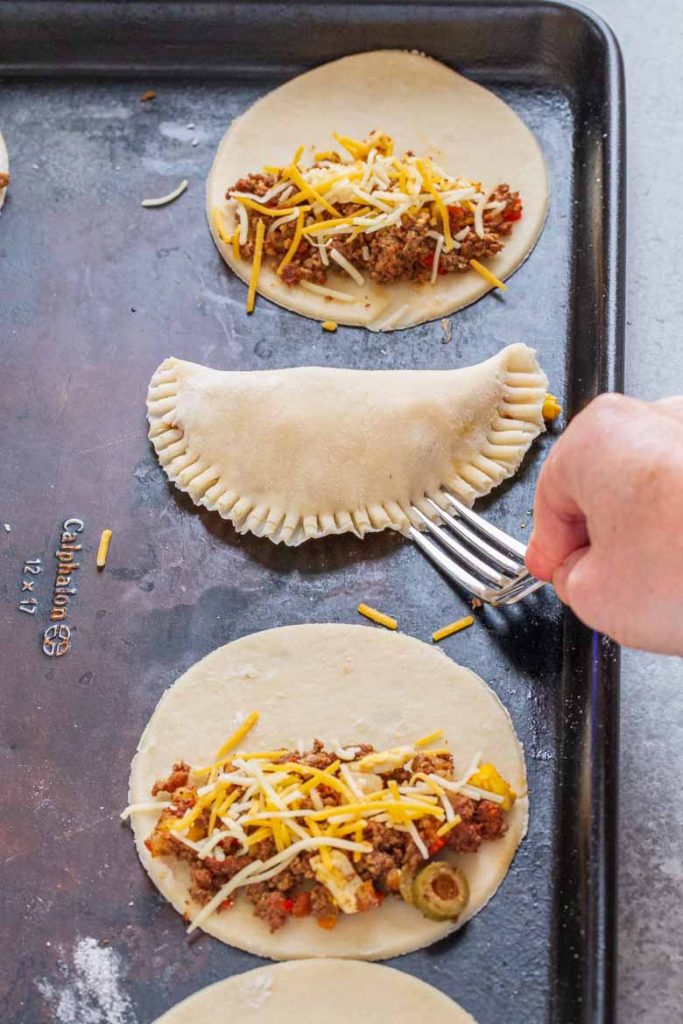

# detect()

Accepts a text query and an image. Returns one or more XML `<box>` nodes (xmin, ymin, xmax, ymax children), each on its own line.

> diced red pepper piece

<box><xmin>282</xmin><ymin>898</ymin><xmax>295</xmax><ymax>913</ymax></box>
<box><xmin>427</xmin><ymin>837</ymin><xmax>447</xmax><ymax>856</ymax></box>
<box><xmin>447</xmin><ymin>203</ymin><xmax>465</xmax><ymax>229</ymax></box>
<box><xmin>291</xmin><ymin>892</ymin><xmax>312</xmax><ymax>918</ymax></box>
<box><xmin>503</xmin><ymin>198</ymin><xmax>523</xmax><ymax>222</ymax></box>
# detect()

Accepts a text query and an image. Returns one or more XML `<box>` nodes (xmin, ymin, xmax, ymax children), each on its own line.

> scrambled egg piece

<box><xmin>356</xmin><ymin>746</ymin><xmax>414</xmax><ymax>774</ymax></box>
<box><xmin>310</xmin><ymin>850</ymin><xmax>365</xmax><ymax>914</ymax></box>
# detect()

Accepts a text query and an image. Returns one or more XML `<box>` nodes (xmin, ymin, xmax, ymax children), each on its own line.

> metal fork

<box><xmin>409</xmin><ymin>492</ymin><xmax>545</xmax><ymax>606</ymax></box>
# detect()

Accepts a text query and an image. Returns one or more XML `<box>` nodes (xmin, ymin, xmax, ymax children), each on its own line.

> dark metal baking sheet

<box><xmin>0</xmin><ymin>3</ymin><xmax>623</xmax><ymax>1022</ymax></box>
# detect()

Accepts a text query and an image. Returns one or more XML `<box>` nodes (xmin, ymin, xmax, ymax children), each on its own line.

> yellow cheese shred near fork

<box><xmin>357</xmin><ymin>603</ymin><xmax>398</xmax><ymax>630</ymax></box>
<box><xmin>431</xmin><ymin>616</ymin><xmax>474</xmax><ymax>643</ymax></box>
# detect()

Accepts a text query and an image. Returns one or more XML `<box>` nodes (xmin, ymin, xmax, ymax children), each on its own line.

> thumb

<box><xmin>551</xmin><ymin>545</ymin><xmax>591</xmax><ymax>607</ymax></box>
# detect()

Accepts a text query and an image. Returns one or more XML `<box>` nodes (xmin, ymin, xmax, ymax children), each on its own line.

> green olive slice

<box><xmin>412</xmin><ymin>862</ymin><xmax>469</xmax><ymax>922</ymax></box>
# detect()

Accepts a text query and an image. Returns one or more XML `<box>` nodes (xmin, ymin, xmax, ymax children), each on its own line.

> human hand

<box><xmin>525</xmin><ymin>393</ymin><xmax>683</xmax><ymax>654</ymax></box>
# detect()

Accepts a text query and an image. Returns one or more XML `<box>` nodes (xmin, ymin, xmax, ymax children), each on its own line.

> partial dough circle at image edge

<box><xmin>152</xmin><ymin>959</ymin><xmax>479</xmax><ymax>1023</ymax></box>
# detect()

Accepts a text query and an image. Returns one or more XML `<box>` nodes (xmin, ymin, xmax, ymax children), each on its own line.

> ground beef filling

<box><xmin>229</xmin><ymin>173</ymin><xmax>522</xmax><ymax>287</ymax></box>
<box><xmin>145</xmin><ymin>745</ymin><xmax>508</xmax><ymax>933</ymax></box>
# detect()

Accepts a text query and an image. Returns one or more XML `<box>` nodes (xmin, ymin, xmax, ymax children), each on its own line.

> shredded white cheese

<box><xmin>300</xmin><ymin>280</ymin><xmax>357</xmax><ymax>302</ymax></box>
<box><xmin>408</xmin><ymin>820</ymin><xmax>430</xmax><ymax>860</ymax></box>
<box><xmin>141</xmin><ymin>179</ymin><xmax>188</xmax><ymax>208</ymax></box>
<box><xmin>473</xmin><ymin>197</ymin><xmax>486</xmax><ymax>239</ymax></box>
<box><xmin>119</xmin><ymin>800</ymin><xmax>170</xmax><ymax>820</ymax></box>
<box><xmin>317</xmin><ymin>238</ymin><xmax>330</xmax><ymax>266</ymax></box>
<box><xmin>236</xmin><ymin>202</ymin><xmax>249</xmax><ymax>245</ymax></box>
<box><xmin>374</xmin><ymin>303</ymin><xmax>412</xmax><ymax>332</ymax></box>
<box><xmin>267</xmin><ymin>209</ymin><xmax>299</xmax><ymax>236</ymax></box>
<box><xmin>329</xmin><ymin>247</ymin><xmax>365</xmax><ymax>285</ymax></box>
<box><xmin>430</xmin><ymin>232</ymin><xmax>444</xmax><ymax>285</ymax></box>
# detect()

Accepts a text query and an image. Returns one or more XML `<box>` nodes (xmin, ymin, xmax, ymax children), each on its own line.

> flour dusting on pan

<box><xmin>36</xmin><ymin>937</ymin><xmax>136</xmax><ymax>1024</ymax></box>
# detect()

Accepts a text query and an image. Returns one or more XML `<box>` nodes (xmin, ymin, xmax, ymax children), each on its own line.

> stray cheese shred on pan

<box><xmin>431</xmin><ymin>615</ymin><xmax>474</xmax><ymax>643</ymax></box>
<box><xmin>357</xmin><ymin>603</ymin><xmax>398</xmax><ymax>630</ymax></box>
<box><xmin>96</xmin><ymin>529</ymin><xmax>112</xmax><ymax>569</ymax></box>
<box><xmin>542</xmin><ymin>393</ymin><xmax>562</xmax><ymax>420</ymax></box>
<box><xmin>141</xmin><ymin>179</ymin><xmax>188</xmax><ymax>208</ymax></box>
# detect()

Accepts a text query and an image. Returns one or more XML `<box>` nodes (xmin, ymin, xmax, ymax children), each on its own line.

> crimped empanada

<box><xmin>147</xmin><ymin>344</ymin><xmax>547</xmax><ymax>545</ymax></box>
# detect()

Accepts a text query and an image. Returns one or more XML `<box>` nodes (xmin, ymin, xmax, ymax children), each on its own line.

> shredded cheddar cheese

<box><xmin>468</xmin><ymin>763</ymin><xmax>516</xmax><ymax>811</ymax></box>
<box><xmin>415</xmin><ymin>729</ymin><xmax>445</xmax><ymax>749</ymax></box>
<box><xmin>436</xmin><ymin>814</ymin><xmax>463</xmax><ymax>838</ymax></box>
<box><xmin>543</xmin><ymin>393</ymin><xmax>562</xmax><ymax>420</ymax></box>
<box><xmin>287</xmin><ymin>164</ymin><xmax>340</xmax><ymax>217</ymax></box>
<box><xmin>469</xmin><ymin>259</ymin><xmax>507</xmax><ymax>291</ymax></box>
<box><xmin>246</xmin><ymin>218</ymin><xmax>266</xmax><ymax>313</ymax></box>
<box><xmin>302</xmin><ymin>208</ymin><xmax>371</xmax><ymax>235</ymax></box>
<box><xmin>357</xmin><ymin>603</ymin><xmax>398</xmax><ymax>630</ymax></box>
<box><xmin>321</xmin><ymin>320</ymin><xmax>338</xmax><ymax>332</ymax></box>
<box><xmin>416</xmin><ymin>158</ymin><xmax>454</xmax><ymax>252</ymax></box>
<box><xmin>211</xmin><ymin>206</ymin><xmax>232</xmax><ymax>246</ymax></box>
<box><xmin>277</xmin><ymin>208</ymin><xmax>305</xmax><ymax>275</ymax></box>
<box><xmin>431</xmin><ymin>616</ymin><xmax>474</xmax><ymax>643</ymax></box>
<box><xmin>96</xmin><ymin>529</ymin><xmax>112</xmax><ymax>569</ymax></box>
<box><xmin>196</xmin><ymin>710</ymin><xmax>260</xmax><ymax>778</ymax></box>
<box><xmin>233</xmin><ymin>195</ymin><xmax>310</xmax><ymax>218</ymax></box>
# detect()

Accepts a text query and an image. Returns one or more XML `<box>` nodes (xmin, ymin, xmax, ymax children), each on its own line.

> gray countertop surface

<box><xmin>584</xmin><ymin>0</ymin><xmax>683</xmax><ymax>1020</ymax></box>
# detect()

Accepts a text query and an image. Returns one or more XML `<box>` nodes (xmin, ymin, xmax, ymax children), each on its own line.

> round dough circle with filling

<box><xmin>206</xmin><ymin>50</ymin><xmax>548</xmax><ymax>329</ymax></box>
<box><xmin>129</xmin><ymin>623</ymin><xmax>528</xmax><ymax>960</ymax></box>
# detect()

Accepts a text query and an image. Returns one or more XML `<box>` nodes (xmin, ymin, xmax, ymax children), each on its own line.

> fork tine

<box><xmin>411</xmin><ymin>506</ymin><xmax>510</xmax><ymax>586</ymax></box>
<box><xmin>444</xmin><ymin>492</ymin><xmax>529</xmax><ymax>561</ymax></box>
<box><xmin>408</xmin><ymin>527</ymin><xmax>497</xmax><ymax>601</ymax></box>
<box><xmin>425</xmin><ymin>498</ymin><xmax>525</xmax><ymax>576</ymax></box>
<box><xmin>493</xmin><ymin>577</ymin><xmax>546</xmax><ymax>605</ymax></box>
